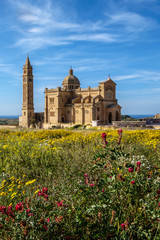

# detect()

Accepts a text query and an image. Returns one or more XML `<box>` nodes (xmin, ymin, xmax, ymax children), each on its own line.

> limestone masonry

<box><xmin>19</xmin><ymin>56</ymin><xmax>121</xmax><ymax>128</ymax></box>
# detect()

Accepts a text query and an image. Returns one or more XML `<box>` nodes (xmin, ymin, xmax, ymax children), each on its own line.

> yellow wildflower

<box><xmin>0</xmin><ymin>192</ymin><xmax>5</xmax><ymax>196</ymax></box>
<box><xmin>9</xmin><ymin>176</ymin><xmax>14</xmax><ymax>180</ymax></box>
<box><xmin>25</xmin><ymin>179</ymin><xmax>36</xmax><ymax>185</ymax></box>
<box><xmin>11</xmin><ymin>192</ymin><xmax>17</xmax><ymax>199</ymax></box>
<box><xmin>34</xmin><ymin>189</ymin><xmax>40</xmax><ymax>194</ymax></box>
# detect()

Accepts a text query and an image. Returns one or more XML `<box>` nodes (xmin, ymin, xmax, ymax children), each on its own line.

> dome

<box><xmin>62</xmin><ymin>68</ymin><xmax>80</xmax><ymax>90</ymax></box>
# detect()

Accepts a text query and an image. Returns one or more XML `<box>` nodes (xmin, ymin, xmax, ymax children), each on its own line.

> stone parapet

<box><xmin>112</xmin><ymin>121</ymin><xmax>146</xmax><ymax>127</ymax></box>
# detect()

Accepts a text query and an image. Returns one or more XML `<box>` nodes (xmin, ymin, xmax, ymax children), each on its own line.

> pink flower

<box><xmin>90</xmin><ymin>183</ymin><xmax>95</xmax><ymax>187</ymax></box>
<box><xmin>137</xmin><ymin>161</ymin><xmax>141</xmax><ymax>166</ymax></box>
<box><xmin>128</xmin><ymin>167</ymin><xmax>134</xmax><ymax>172</ymax></box>
<box><xmin>47</xmin><ymin>218</ymin><xmax>50</xmax><ymax>222</ymax></box>
<box><xmin>121</xmin><ymin>223</ymin><xmax>125</xmax><ymax>230</ymax></box>
<box><xmin>84</xmin><ymin>173</ymin><xmax>88</xmax><ymax>178</ymax></box>
<box><xmin>118</xmin><ymin>129</ymin><xmax>122</xmax><ymax>134</ymax></box>
<box><xmin>104</xmin><ymin>164</ymin><xmax>107</xmax><ymax>168</ymax></box>
<box><xmin>102</xmin><ymin>189</ymin><xmax>105</xmax><ymax>192</ymax></box>
<box><xmin>109</xmin><ymin>176</ymin><xmax>112</xmax><ymax>179</ymax></box>
<box><xmin>131</xmin><ymin>180</ymin><xmax>135</xmax><ymax>185</ymax></box>
<box><xmin>101</xmin><ymin>133</ymin><xmax>106</xmax><ymax>138</ymax></box>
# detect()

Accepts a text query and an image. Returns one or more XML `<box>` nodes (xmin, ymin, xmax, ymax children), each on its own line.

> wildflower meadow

<box><xmin>0</xmin><ymin>129</ymin><xmax>160</xmax><ymax>239</ymax></box>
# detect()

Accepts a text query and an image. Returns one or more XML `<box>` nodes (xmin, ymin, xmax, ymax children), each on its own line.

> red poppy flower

<box><xmin>121</xmin><ymin>223</ymin><xmax>125</xmax><ymax>230</ymax></box>
<box><xmin>137</xmin><ymin>161</ymin><xmax>141</xmax><ymax>166</ymax></box>
<box><xmin>101</xmin><ymin>133</ymin><xmax>106</xmax><ymax>138</ymax></box>
<box><xmin>128</xmin><ymin>167</ymin><xmax>134</xmax><ymax>172</ymax></box>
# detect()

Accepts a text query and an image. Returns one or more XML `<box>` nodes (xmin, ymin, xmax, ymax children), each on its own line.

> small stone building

<box><xmin>19</xmin><ymin>56</ymin><xmax>121</xmax><ymax>128</ymax></box>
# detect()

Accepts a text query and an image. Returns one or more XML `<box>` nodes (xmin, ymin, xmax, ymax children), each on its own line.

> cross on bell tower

<box><xmin>22</xmin><ymin>55</ymin><xmax>34</xmax><ymax>127</ymax></box>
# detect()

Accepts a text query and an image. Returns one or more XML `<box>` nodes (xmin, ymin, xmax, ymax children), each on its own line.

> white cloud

<box><xmin>9</xmin><ymin>0</ymin><xmax>158</xmax><ymax>51</ymax></box>
<box><xmin>114</xmin><ymin>70</ymin><xmax>160</xmax><ymax>83</ymax></box>
<box><xmin>114</xmin><ymin>74</ymin><xmax>141</xmax><ymax>81</ymax></box>
<box><xmin>105</xmin><ymin>11</ymin><xmax>155</xmax><ymax>33</ymax></box>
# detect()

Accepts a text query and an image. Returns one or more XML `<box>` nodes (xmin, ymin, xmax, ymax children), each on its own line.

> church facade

<box><xmin>19</xmin><ymin>56</ymin><xmax>121</xmax><ymax>128</ymax></box>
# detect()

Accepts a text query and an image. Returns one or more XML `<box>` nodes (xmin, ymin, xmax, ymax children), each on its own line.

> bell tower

<box><xmin>22</xmin><ymin>55</ymin><xmax>34</xmax><ymax>127</ymax></box>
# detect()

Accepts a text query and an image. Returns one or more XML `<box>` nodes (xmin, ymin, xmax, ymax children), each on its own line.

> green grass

<box><xmin>0</xmin><ymin>130</ymin><xmax>160</xmax><ymax>239</ymax></box>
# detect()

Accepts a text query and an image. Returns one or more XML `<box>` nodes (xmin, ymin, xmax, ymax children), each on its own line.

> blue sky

<box><xmin>0</xmin><ymin>0</ymin><xmax>160</xmax><ymax>115</ymax></box>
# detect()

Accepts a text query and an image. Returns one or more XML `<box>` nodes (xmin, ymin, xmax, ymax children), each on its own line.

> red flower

<box><xmin>84</xmin><ymin>173</ymin><xmax>88</xmax><ymax>178</ymax></box>
<box><xmin>90</xmin><ymin>183</ymin><xmax>95</xmax><ymax>187</ymax></box>
<box><xmin>28</xmin><ymin>213</ymin><xmax>33</xmax><ymax>216</ymax></box>
<box><xmin>42</xmin><ymin>225</ymin><xmax>48</xmax><ymax>231</ymax></box>
<box><xmin>26</xmin><ymin>209</ymin><xmax>31</xmax><ymax>214</ymax></box>
<box><xmin>158</xmin><ymin>203</ymin><xmax>160</xmax><ymax>207</ymax></box>
<box><xmin>44</xmin><ymin>194</ymin><xmax>48</xmax><ymax>201</ymax></box>
<box><xmin>47</xmin><ymin>218</ymin><xmax>50</xmax><ymax>222</ymax></box>
<box><xmin>104</xmin><ymin>164</ymin><xmax>107</xmax><ymax>168</ymax></box>
<box><xmin>56</xmin><ymin>200</ymin><xmax>63</xmax><ymax>207</ymax></box>
<box><xmin>118</xmin><ymin>129</ymin><xmax>122</xmax><ymax>134</ymax></box>
<box><xmin>157</xmin><ymin>190</ymin><xmax>160</xmax><ymax>195</ymax></box>
<box><xmin>121</xmin><ymin>223</ymin><xmax>125</xmax><ymax>230</ymax></box>
<box><xmin>42</xmin><ymin>187</ymin><xmax>48</xmax><ymax>194</ymax></box>
<box><xmin>131</xmin><ymin>180</ymin><xmax>135</xmax><ymax>185</ymax></box>
<box><xmin>38</xmin><ymin>191</ymin><xmax>44</xmax><ymax>196</ymax></box>
<box><xmin>128</xmin><ymin>167</ymin><xmax>134</xmax><ymax>172</ymax></box>
<box><xmin>0</xmin><ymin>206</ymin><xmax>6</xmax><ymax>213</ymax></box>
<box><xmin>102</xmin><ymin>189</ymin><xmax>105</xmax><ymax>192</ymax></box>
<box><xmin>8</xmin><ymin>206</ymin><xmax>12</xmax><ymax>211</ymax></box>
<box><xmin>101</xmin><ymin>133</ymin><xmax>106</xmax><ymax>138</ymax></box>
<box><xmin>15</xmin><ymin>202</ymin><xmax>23</xmax><ymax>211</ymax></box>
<box><xmin>137</xmin><ymin>161</ymin><xmax>141</xmax><ymax>166</ymax></box>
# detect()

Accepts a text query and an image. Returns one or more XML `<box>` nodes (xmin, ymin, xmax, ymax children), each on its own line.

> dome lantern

<box><xmin>62</xmin><ymin>67</ymin><xmax>80</xmax><ymax>90</ymax></box>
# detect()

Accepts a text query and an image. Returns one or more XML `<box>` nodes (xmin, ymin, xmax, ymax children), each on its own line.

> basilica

<box><xmin>19</xmin><ymin>56</ymin><xmax>121</xmax><ymax>128</ymax></box>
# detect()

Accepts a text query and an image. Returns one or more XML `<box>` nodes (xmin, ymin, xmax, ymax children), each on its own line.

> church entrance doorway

<box><xmin>62</xmin><ymin>116</ymin><xmax>65</xmax><ymax>123</ymax></box>
<box><xmin>109</xmin><ymin>112</ymin><xmax>112</xmax><ymax>123</ymax></box>
<box><xmin>116</xmin><ymin>111</ymin><xmax>119</xmax><ymax>121</ymax></box>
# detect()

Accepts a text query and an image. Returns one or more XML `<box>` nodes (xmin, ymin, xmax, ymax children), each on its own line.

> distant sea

<box><xmin>0</xmin><ymin>115</ymin><xmax>19</xmax><ymax>119</ymax></box>
<box><xmin>0</xmin><ymin>115</ymin><xmax>155</xmax><ymax>120</ymax></box>
<box><xmin>129</xmin><ymin>114</ymin><xmax>154</xmax><ymax>119</ymax></box>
